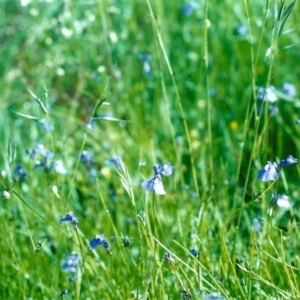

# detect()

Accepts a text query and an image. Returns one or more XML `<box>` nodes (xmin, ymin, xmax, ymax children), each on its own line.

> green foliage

<box><xmin>1</xmin><ymin>0</ymin><xmax>300</xmax><ymax>299</ymax></box>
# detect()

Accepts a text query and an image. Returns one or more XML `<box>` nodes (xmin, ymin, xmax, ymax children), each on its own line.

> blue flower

<box><xmin>279</xmin><ymin>155</ymin><xmax>298</xmax><ymax>167</ymax></box>
<box><xmin>138</xmin><ymin>54</ymin><xmax>152</xmax><ymax>76</ymax></box>
<box><xmin>80</xmin><ymin>150</ymin><xmax>93</xmax><ymax>167</ymax></box>
<box><xmin>38</xmin><ymin>119</ymin><xmax>54</xmax><ymax>134</ymax></box>
<box><xmin>89</xmin><ymin>234</ymin><xmax>112</xmax><ymax>254</ymax></box>
<box><xmin>282</xmin><ymin>82</ymin><xmax>297</xmax><ymax>97</ymax></box>
<box><xmin>204</xmin><ymin>293</ymin><xmax>225</xmax><ymax>300</ymax></box>
<box><xmin>61</xmin><ymin>252</ymin><xmax>79</xmax><ymax>273</ymax></box>
<box><xmin>13</xmin><ymin>164</ymin><xmax>28</xmax><ymax>180</ymax></box>
<box><xmin>160</xmin><ymin>162</ymin><xmax>174</xmax><ymax>176</ymax></box>
<box><xmin>181</xmin><ymin>2</ymin><xmax>198</xmax><ymax>16</ymax></box>
<box><xmin>141</xmin><ymin>164</ymin><xmax>166</xmax><ymax>195</ymax></box>
<box><xmin>273</xmin><ymin>194</ymin><xmax>291</xmax><ymax>208</ymax></box>
<box><xmin>257</xmin><ymin>86</ymin><xmax>278</xmax><ymax>103</ymax></box>
<box><xmin>60</xmin><ymin>211</ymin><xmax>79</xmax><ymax>228</ymax></box>
<box><xmin>189</xmin><ymin>249</ymin><xmax>200</xmax><ymax>258</ymax></box>
<box><xmin>257</xmin><ymin>162</ymin><xmax>279</xmax><ymax>182</ymax></box>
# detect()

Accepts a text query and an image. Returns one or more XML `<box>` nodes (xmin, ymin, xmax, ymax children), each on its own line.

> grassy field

<box><xmin>1</xmin><ymin>0</ymin><xmax>300</xmax><ymax>299</ymax></box>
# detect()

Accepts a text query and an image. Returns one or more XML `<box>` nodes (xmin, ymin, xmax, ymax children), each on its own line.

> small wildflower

<box><xmin>273</xmin><ymin>194</ymin><xmax>291</xmax><ymax>208</ymax></box>
<box><xmin>121</xmin><ymin>236</ymin><xmax>133</xmax><ymax>247</ymax></box>
<box><xmin>181</xmin><ymin>2</ymin><xmax>198</xmax><ymax>16</ymax></box>
<box><xmin>26</xmin><ymin>144</ymin><xmax>53</xmax><ymax>159</ymax></box>
<box><xmin>51</xmin><ymin>160</ymin><xmax>67</xmax><ymax>174</ymax></box>
<box><xmin>137</xmin><ymin>54</ymin><xmax>152</xmax><ymax>76</ymax></box>
<box><xmin>38</xmin><ymin>119</ymin><xmax>54</xmax><ymax>133</ymax></box>
<box><xmin>89</xmin><ymin>234</ymin><xmax>112</xmax><ymax>254</ymax></box>
<box><xmin>282</xmin><ymin>82</ymin><xmax>297</xmax><ymax>97</ymax></box>
<box><xmin>60</xmin><ymin>289</ymin><xmax>68</xmax><ymax>296</ymax></box>
<box><xmin>251</xmin><ymin>218</ymin><xmax>262</xmax><ymax>233</ymax></box>
<box><xmin>50</xmin><ymin>185</ymin><xmax>60</xmax><ymax>198</ymax></box>
<box><xmin>189</xmin><ymin>249</ymin><xmax>200</xmax><ymax>258</ymax></box>
<box><xmin>279</xmin><ymin>155</ymin><xmax>298</xmax><ymax>167</ymax></box>
<box><xmin>269</xmin><ymin>105</ymin><xmax>279</xmax><ymax>115</ymax></box>
<box><xmin>204</xmin><ymin>293</ymin><xmax>225</xmax><ymax>300</ymax></box>
<box><xmin>60</xmin><ymin>212</ymin><xmax>79</xmax><ymax>229</ymax></box>
<box><xmin>80</xmin><ymin>150</ymin><xmax>93</xmax><ymax>167</ymax></box>
<box><xmin>141</xmin><ymin>164</ymin><xmax>166</xmax><ymax>195</ymax></box>
<box><xmin>2</xmin><ymin>191</ymin><xmax>11</xmax><ymax>200</ymax></box>
<box><xmin>257</xmin><ymin>86</ymin><xmax>278</xmax><ymax>103</ymax></box>
<box><xmin>257</xmin><ymin>162</ymin><xmax>279</xmax><ymax>182</ymax></box>
<box><xmin>14</xmin><ymin>164</ymin><xmax>28</xmax><ymax>180</ymax></box>
<box><xmin>68</xmin><ymin>275</ymin><xmax>77</xmax><ymax>282</ymax></box>
<box><xmin>235</xmin><ymin>24</ymin><xmax>248</xmax><ymax>35</ymax></box>
<box><xmin>160</xmin><ymin>162</ymin><xmax>174</xmax><ymax>176</ymax></box>
<box><xmin>105</xmin><ymin>155</ymin><xmax>122</xmax><ymax>169</ymax></box>
<box><xmin>61</xmin><ymin>253</ymin><xmax>79</xmax><ymax>273</ymax></box>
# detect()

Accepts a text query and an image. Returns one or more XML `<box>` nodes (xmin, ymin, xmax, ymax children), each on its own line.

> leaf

<box><xmin>28</xmin><ymin>88</ymin><xmax>48</xmax><ymax>115</ymax></box>
<box><xmin>10</xmin><ymin>110</ymin><xmax>39</xmax><ymax>120</ymax></box>
<box><xmin>278</xmin><ymin>0</ymin><xmax>297</xmax><ymax>37</ymax></box>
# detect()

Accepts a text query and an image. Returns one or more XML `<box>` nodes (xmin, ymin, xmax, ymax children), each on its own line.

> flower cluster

<box><xmin>257</xmin><ymin>155</ymin><xmax>297</xmax><ymax>182</ymax></box>
<box><xmin>26</xmin><ymin>144</ymin><xmax>67</xmax><ymax>174</ymax></box>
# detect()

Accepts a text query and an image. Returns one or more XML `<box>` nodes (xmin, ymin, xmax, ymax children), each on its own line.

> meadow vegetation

<box><xmin>1</xmin><ymin>0</ymin><xmax>300</xmax><ymax>299</ymax></box>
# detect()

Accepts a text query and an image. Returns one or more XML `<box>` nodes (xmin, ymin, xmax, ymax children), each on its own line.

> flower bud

<box><xmin>2</xmin><ymin>191</ymin><xmax>10</xmax><ymax>200</ymax></box>
<box><xmin>0</xmin><ymin>170</ymin><xmax>7</xmax><ymax>179</ymax></box>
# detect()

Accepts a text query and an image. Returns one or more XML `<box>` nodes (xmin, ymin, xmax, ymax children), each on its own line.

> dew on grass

<box><xmin>61</xmin><ymin>253</ymin><xmax>79</xmax><ymax>273</ymax></box>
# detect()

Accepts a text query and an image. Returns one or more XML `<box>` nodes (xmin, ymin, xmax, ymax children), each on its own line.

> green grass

<box><xmin>1</xmin><ymin>0</ymin><xmax>300</xmax><ymax>299</ymax></box>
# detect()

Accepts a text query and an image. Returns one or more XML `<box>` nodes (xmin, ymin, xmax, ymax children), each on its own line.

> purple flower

<box><xmin>89</xmin><ymin>234</ymin><xmax>112</xmax><ymax>254</ymax></box>
<box><xmin>279</xmin><ymin>155</ymin><xmax>298</xmax><ymax>167</ymax></box>
<box><xmin>257</xmin><ymin>162</ymin><xmax>279</xmax><ymax>182</ymax></box>
<box><xmin>60</xmin><ymin>211</ymin><xmax>79</xmax><ymax>228</ymax></box>
<box><xmin>61</xmin><ymin>253</ymin><xmax>79</xmax><ymax>273</ymax></box>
